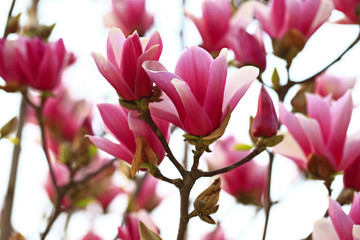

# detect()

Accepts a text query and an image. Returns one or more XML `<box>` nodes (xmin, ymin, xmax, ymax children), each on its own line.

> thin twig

<box><xmin>262</xmin><ymin>152</ymin><xmax>275</xmax><ymax>240</ymax></box>
<box><xmin>3</xmin><ymin>0</ymin><xmax>16</xmax><ymax>38</ymax></box>
<box><xmin>0</xmin><ymin>96</ymin><xmax>26</xmax><ymax>240</ymax></box>
<box><xmin>141</xmin><ymin>108</ymin><xmax>185</xmax><ymax>175</ymax></box>
<box><xmin>200</xmin><ymin>146</ymin><xmax>265</xmax><ymax>177</ymax></box>
<box><xmin>41</xmin><ymin>191</ymin><xmax>63</xmax><ymax>240</ymax></box>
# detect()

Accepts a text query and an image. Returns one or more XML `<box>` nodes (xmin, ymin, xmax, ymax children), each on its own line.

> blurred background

<box><xmin>1</xmin><ymin>0</ymin><xmax>360</xmax><ymax>239</ymax></box>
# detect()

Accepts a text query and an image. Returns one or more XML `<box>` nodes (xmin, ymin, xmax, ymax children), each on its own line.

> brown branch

<box><xmin>40</xmin><ymin>190</ymin><xmax>63</xmax><ymax>240</ymax></box>
<box><xmin>3</xmin><ymin>0</ymin><xmax>16</xmax><ymax>38</ymax></box>
<box><xmin>200</xmin><ymin>146</ymin><xmax>265</xmax><ymax>177</ymax></box>
<box><xmin>140</xmin><ymin>108</ymin><xmax>185</xmax><ymax>175</ymax></box>
<box><xmin>0</xmin><ymin>96</ymin><xmax>26</xmax><ymax>240</ymax></box>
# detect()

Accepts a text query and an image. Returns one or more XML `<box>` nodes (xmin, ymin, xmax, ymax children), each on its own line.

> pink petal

<box><xmin>327</xmin><ymin>91</ymin><xmax>353</xmax><ymax>166</ymax></box>
<box><xmin>349</xmin><ymin>193</ymin><xmax>360</xmax><ymax>225</ymax></box>
<box><xmin>297</xmin><ymin>114</ymin><xmax>335</xmax><ymax>167</ymax></box>
<box><xmin>120</xmin><ymin>32</ymin><xmax>143</xmax><ymax>90</ymax></box>
<box><xmin>107</xmin><ymin>28</ymin><xmax>126</xmax><ymax>69</ymax></box>
<box><xmin>149</xmin><ymin>94</ymin><xmax>183</xmax><ymax>128</ymax></box>
<box><xmin>92</xmin><ymin>52</ymin><xmax>136</xmax><ymax>100</ymax></box>
<box><xmin>174</xmin><ymin>46</ymin><xmax>213</xmax><ymax>105</ymax></box>
<box><xmin>354</xmin><ymin>225</ymin><xmax>360</xmax><ymax>240</ymax></box>
<box><xmin>97</xmin><ymin>103</ymin><xmax>136</xmax><ymax>153</ymax></box>
<box><xmin>223</xmin><ymin>66</ymin><xmax>258</xmax><ymax>113</ymax></box>
<box><xmin>203</xmin><ymin>48</ymin><xmax>227</xmax><ymax>127</ymax></box>
<box><xmin>341</xmin><ymin>132</ymin><xmax>360</xmax><ymax>170</ymax></box>
<box><xmin>184</xmin><ymin>11</ymin><xmax>209</xmax><ymax>48</ymax></box>
<box><xmin>272</xmin><ymin>131</ymin><xmax>308</xmax><ymax>169</ymax></box>
<box><xmin>279</xmin><ymin>103</ymin><xmax>311</xmax><ymax>156</ymax></box>
<box><xmin>143</xmin><ymin>60</ymin><xmax>186</xmax><ymax>118</ymax></box>
<box><xmin>172</xmin><ymin>78</ymin><xmax>213</xmax><ymax>135</ymax></box>
<box><xmin>313</xmin><ymin>218</ymin><xmax>340</xmax><ymax>240</ymax></box>
<box><xmin>88</xmin><ymin>136</ymin><xmax>133</xmax><ymax>164</ymax></box>
<box><xmin>309</xmin><ymin>0</ymin><xmax>334</xmax><ymax>37</ymax></box>
<box><xmin>144</xmin><ymin>31</ymin><xmax>163</xmax><ymax>60</ymax></box>
<box><xmin>329</xmin><ymin>198</ymin><xmax>355</xmax><ymax>240</ymax></box>
<box><xmin>306</xmin><ymin>93</ymin><xmax>331</xmax><ymax>142</ymax></box>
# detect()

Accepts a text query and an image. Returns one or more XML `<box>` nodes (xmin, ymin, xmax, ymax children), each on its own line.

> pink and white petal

<box><xmin>107</xmin><ymin>28</ymin><xmax>126</xmax><ymax>68</ymax></box>
<box><xmin>254</xmin><ymin>3</ymin><xmax>274</xmax><ymax>37</ymax></box>
<box><xmin>313</xmin><ymin>218</ymin><xmax>340</xmax><ymax>240</ymax></box>
<box><xmin>88</xmin><ymin>136</ymin><xmax>133</xmax><ymax>164</ymax></box>
<box><xmin>143</xmin><ymin>60</ymin><xmax>186</xmax><ymax>117</ymax></box>
<box><xmin>128</xmin><ymin>111</ymin><xmax>166</xmax><ymax>161</ymax></box>
<box><xmin>223</xmin><ymin>66</ymin><xmax>258</xmax><ymax>113</ymax></box>
<box><xmin>349</xmin><ymin>193</ymin><xmax>360</xmax><ymax>225</ymax></box>
<box><xmin>92</xmin><ymin>52</ymin><xmax>135</xmax><ymax>100</ymax></box>
<box><xmin>297</xmin><ymin>114</ymin><xmax>335</xmax><ymax>167</ymax></box>
<box><xmin>97</xmin><ymin>104</ymin><xmax>136</xmax><ymax>153</ymax></box>
<box><xmin>175</xmin><ymin>46</ymin><xmax>213</xmax><ymax>105</ymax></box>
<box><xmin>354</xmin><ymin>225</ymin><xmax>360</xmax><ymax>240</ymax></box>
<box><xmin>306</xmin><ymin>93</ymin><xmax>331</xmax><ymax>141</ymax></box>
<box><xmin>328</xmin><ymin>91</ymin><xmax>353</xmax><ymax>166</ymax></box>
<box><xmin>272</xmin><ymin>131</ymin><xmax>308</xmax><ymax>169</ymax></box>
<box><xmin>279</xmin><ymin>103</ymin><xmax>311</xmax><ymax>156</ymax></box>
<box><xmin>172</xmin><ymin>78</ymin><xmax>213</xmax><ymax>136</ymax></box>
<box><xmin>230</xmin><ymin>1</ymin><xmax>263</xmax><ymax>30</ymax></box>
<box><xmin>184</xmin><ymin>10</ymin><xmax>210</xmax><ymax>47</ymax></box>
<box><xmin>308</xmin><ymin>0</ymin><xmax>334</xmax><ymax>37</ymax></box>
<box><xmin>144</xmin><ymin>31</ymin><xmax>162</xmax><ymax>60</ymax></box>
<box><xmin>340</xmin><ymin>132</ymin><xmax>360</xmax><ymax>170</ymax></box>
<box><xmin>149</xmin><ymin>94</ymin><xmax>183</xmax><ymax>128</ymax></box>
<box><xmin>329</xmin><ymin>198</ymin><xmax>355</xmax><ymax>240</ymax></box>
<box><xmin>203</xmin><ymin>48</ymin><xmax>227</xmax><ymax>127</ymax></box>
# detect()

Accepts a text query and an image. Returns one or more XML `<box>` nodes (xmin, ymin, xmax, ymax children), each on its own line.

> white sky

<box><xmin>1</xmin><ymin>0</ymin><xmax>360</xmax><ymax>239</ymax></box>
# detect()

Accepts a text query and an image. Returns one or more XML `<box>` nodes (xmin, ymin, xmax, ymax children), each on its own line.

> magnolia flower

<box><xmin>92</xmin><ymin>28</ymin><xmax>162</xmax><ymax>101</ymax></box>
<box><xmin>131</xmin><ymin>174</ymin><xmax>162</xmax><ymax>212</ymax></box>
<box><xmin>314</xmin><ymin>73</ymin><xmax>356</xmax><ymax>100</ymax></box>
<box><xmin>227</xmin><ymin>28</ymin><xmax>267</xmax><ymax>72</ymax></box>
<box><xmin>273</xmin><ymin>92</ymin><xmax>360</xmax><ymax>179</ymax></box>
<box><xmin>144</xmin><ymin>46</ymin><xmax>259</xmax><ymax>136</ymax></box>
<box><xmin>313</xmin><ymin>193</ymin><xmax>360</xmax><ymax>240</ymax></box>
<box><xmin>185</xmin><ymin>0</ymin><xmax>232</xmax><ymax>53</ymax></box>
<box><xmin>0</xmin><ymin>37</ymin><xmax>74</xmax><ymax>90</ymax></box>
<box><xmin>89</xmin><ymin>104</ymin><xmax>169</xmax><ymax>166</ymax></box>
<box><xmin>118</xmin><ymin>210</ymin><xmax>159</xmax><ymax>240</ymax></box>
<box><xmin>207</xmin><ymin>136</ymin><xmax>267</xmax><ymax>206</ymax></box>
<box><xmin>254</xmin><ymin>0</ymin><xmax>333</xmax><ymax>40</ymax></box>
<box><xmin>332</xmin><ymin>0</ymin><xmax>360</xmax><ymax>24</ymax></box>
<box><xmin>103</xmin><ymin>0</ymin><xmax>154</xmax><ymax>36</ymax></box>
<box><xmin>251</xmin><ymin>85</ymin><xmax>278</xmax><ymax>138</ymax></box>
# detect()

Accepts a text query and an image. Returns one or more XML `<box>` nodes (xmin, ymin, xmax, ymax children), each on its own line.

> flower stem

<box><xmin>262</xmin><ymin>152</ymin><xmax>275</xmax><ymax>240</ymax></box>
<box><xmin>0</xmin><ymin>96</ymin><xmax>27</xmax><ymax>240</ymax></box>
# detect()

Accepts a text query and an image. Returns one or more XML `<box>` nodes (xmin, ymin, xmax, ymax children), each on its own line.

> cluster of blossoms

<box><xmin>1</xmin><ymin>0</ymin><xmax>360</xmax><ymax>239</ymax></box>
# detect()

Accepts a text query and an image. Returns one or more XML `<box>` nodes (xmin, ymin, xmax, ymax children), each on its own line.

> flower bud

<box><xmin>251</xmin><ymin>86</ymin><xmax>278</xmax><ymax>138</ymax></box>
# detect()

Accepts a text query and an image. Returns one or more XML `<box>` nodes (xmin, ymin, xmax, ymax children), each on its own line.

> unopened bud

<box><xmin>251</xmin><ymin>86</ymin><xmax>278</xmax><ymax>138</ymax></box>
<box><xmin>193</xmin><ymin>178</ymin><xmax>221</xmax><ymax>216</ymax></box>
<box><xmin>131</xmin><ymin>136</ymin><xmax>159</xmax><ymax>177</ymax></box>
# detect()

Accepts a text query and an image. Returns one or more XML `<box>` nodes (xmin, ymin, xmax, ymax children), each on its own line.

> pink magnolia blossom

<box><xmin>27</xmin><ymin>86</ymin><xmax>93</xmax><ymax>155</ymax></box>
<box><xmin>92</xmin><ymin>28</ymin><xmax>162</xmax><ymax>101</ymax></box>
<box><xmin>273</xmin><ymin>92</ymin><xmax>360</xmax><ymax>176</ymax></box>
<box><xmin>0</xmin><ymin>37</ymin><xmax>74</xmax><ymax>90</ymax></box>
<box><xmin>185</xmin><ymin>0</ymin><xmax>232</xmax><ymax>53</ymax></box>
<box><xmin>332</xmin><ymin>0</ymin><xmax>360</xmax><ymax>24</ymax></box>
<box><xmin>254</xmin><ymin>0</ymin><xmax>333</xmax><ymax>40</ymax></box>
<box><xmin>251</xmin><ymin>85</ymin><xmax>278</xmax><ymax>138</ymax></box>
<box><xmin>202</xmin><ymin>224</ymin><xmax>228</xmax><ymax>240</ymax></box>
<box><xmin>314</xmin><ymin>73</ymin><xmax>356</xmax><ymax>100</ymax></box>
<box><xmin>95</xmin><ymin>181</ymin><xmax>123</xmax><ymax>211</ymax></box>
<box><xmin>117</xmin><ymin>210</ymin><xmax>159</xmax><ymax>240</ymax></box>
<box><xmin>144</xmin><ymin>46</ymin><xmax>259</xmax><ymax>136</ymax></box>
<box><xmin>88</xmin><ymin>104</ymin><xmax>169</xmax><ymax>165</ymax></box>
<box><xmin>132</xmin><ymin>174</ymin><xmax>162</xmax><ymax>212</ymax></box>
<box><xmin>313</xmin><ymin>193</ymin><xmax>360</xmax><ymax>240</ymax></box>
<box><xmin>207</xmin><ymin>136</ymin><xmax>267</xmax><ymax>206</ymax></box>
<box><xmin>227</xmin><ymin>28</ymin><xmax>267</xmax><ymax>72</ymax></box>
<box><xmin>103</xmin><ymin>0</ymin><xmax>154</xmax><ymax>36</ymax></box>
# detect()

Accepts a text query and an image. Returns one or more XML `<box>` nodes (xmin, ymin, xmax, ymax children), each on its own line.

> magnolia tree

<box><xmin>0</xmin><ymin>0</ymin><xmax>360</xmax><ymax>239</ymax></box>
